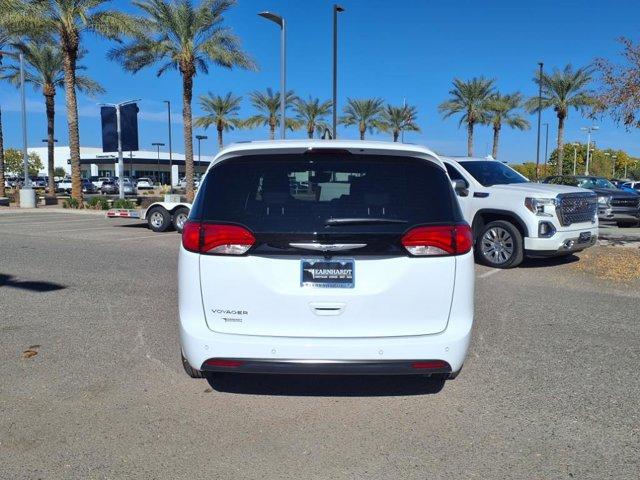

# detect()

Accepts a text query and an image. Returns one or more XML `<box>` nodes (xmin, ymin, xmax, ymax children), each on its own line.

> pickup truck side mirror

<box><xmin>451</xmin><ymin>179</ymin><xmax>469</xmax><ymax>197</ymax></box>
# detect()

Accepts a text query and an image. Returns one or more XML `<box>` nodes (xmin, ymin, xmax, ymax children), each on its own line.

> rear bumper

<box><xmin>199</xmin><ymin>358</ymin><xmax>452</xmax><ymax>375</ymax></box>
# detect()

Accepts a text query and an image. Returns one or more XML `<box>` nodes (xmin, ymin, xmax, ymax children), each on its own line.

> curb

<box><xmin>0</xmin><ymin>207</ymin><xmax>109</xmax><ymax>217</ymax></box>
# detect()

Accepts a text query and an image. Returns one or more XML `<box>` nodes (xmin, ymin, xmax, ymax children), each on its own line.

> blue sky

<box><xmin>1</xmin><ymin>0</ymin><xmax>639</xmax><ymax>163</ymax></box>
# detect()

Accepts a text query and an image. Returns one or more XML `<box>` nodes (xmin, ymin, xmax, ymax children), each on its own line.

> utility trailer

<box><xmin>106</xmin><ymin>201</ymin><xmax>192</xmax><ymax>233</ymax></box>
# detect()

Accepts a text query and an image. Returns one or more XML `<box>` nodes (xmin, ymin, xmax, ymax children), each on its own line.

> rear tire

<box><xmin>147</xmin><ymin>207</ymin><xmax>171</xmax><ymax>232</ymax></box>
<box><xmin>475</xmin><ymin>220</ymin><xmax>524</xmax><ymax>268</ymax></box>
<box><xmin>172</xmin><ymin>207</ymin><xmax>190</xmax><ymax>233</ymax></box>
<box><xmin>182</xmin><ymin>352</ymin><xmax>204</xmax><ymax>378</ymax></box>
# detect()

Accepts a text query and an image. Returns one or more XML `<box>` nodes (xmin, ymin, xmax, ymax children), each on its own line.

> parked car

<box><xmin>621</xmin><ymin>181</ymin><xmax>640</xmax><ymax>192</ymax></box>
<box><xmin>610</xmin><ymin>179</ymin><xmax>638</xmax><ymax>194</ymax></box>
<box><xmin>30</xmin><ymin>176</ymin><xmax>48</xmax><ymax>188</ymax></box>
<box><xmin>100</xmin><ymin>180</ymin><xmax>119</xmax><ymax>195</ymax></box>
<box><xmin>440</xmin><ymin>157</ymin><xmax>598</xmax><ymax>268</ymax></box>
<box><xmin>179</xmin><ymin>140</ymin><xmax>474</xmax><ymax>382</ymax></box>
<box><xmin>81</xmin><ymin>178</ymin><xmax>96</xmax><ymax>194</ymax></box>
<box><xmin>543</xmin><ymin>175</ymin><xmax>640</xmax><ymax>227</ymax></box>
<box><xmin>91</xmin><ymin>176</ymin><xmax>112</xmax><ymax>189</ymax></box>
<box><xmin>57</xmin><ymin>178</ymin><xmax>73</xmax><ymax>193</ymax></box>
<box><xmin>136</xmin><ymin>177</ymin><xmax>154</xmax><ymax>190</ymax></box>
<box><xmin>122</xmin><ymin>178</ymin><xmax>135</xmax><ymax>195</ymax></box>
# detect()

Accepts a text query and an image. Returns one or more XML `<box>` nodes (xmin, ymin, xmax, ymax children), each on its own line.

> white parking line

<box><xmin>478</xmin><ymin>268</ymin><xmax>501</xmax><ymax>279</ymax></box>
<box><xmin>49</xmin><ymin>226</ymin><xmax>118</xmax><ymax>233</ymax></box>
<box><xmin>0</xmin><ymin>218</ymin><xmax>106</xmax><ymax>227</ymax></box>
<box><xmin>115</xmin><ymin>233</ymin><xmax>178</xmax><ymax>241</ymax></box>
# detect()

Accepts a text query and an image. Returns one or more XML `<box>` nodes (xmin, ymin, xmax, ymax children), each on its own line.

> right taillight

<box><xmin>401</xmin><ymin>225</ymin><xmax>473</xmax><ymax>256</ymax></box>
<box><xmin>182</xmin><ymin>221</ymin><xmax>255</xmax><ymax>255</ymax></box>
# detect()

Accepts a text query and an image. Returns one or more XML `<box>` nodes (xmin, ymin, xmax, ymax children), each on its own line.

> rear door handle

<box><xmin>289</xmin><ymin>243</ymin><xmax>367</xmax><ymax>252</ymax></box>
<box><xmin>309</xmin><ymin>302</ymin><xmax>346</xmax><ymax>316</ymax></box>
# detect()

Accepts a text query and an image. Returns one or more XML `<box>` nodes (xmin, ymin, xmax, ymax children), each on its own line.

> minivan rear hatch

<box><xmin>193</xmin><ymin>149</ymin><xmax>463</xmax><ymax>338</ymax></box>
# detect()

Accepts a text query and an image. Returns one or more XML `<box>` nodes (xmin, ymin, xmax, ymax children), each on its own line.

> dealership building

<box><xmin>27</xmin><ymin>146</ymin><xmax>215</xmax><ymax>185</ymax></box>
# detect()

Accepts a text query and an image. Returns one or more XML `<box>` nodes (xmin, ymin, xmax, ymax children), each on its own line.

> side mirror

<box><xmin>451</xmin><ymin>179</ymin><xmax>469</xmax><ymax>197</ymax></box>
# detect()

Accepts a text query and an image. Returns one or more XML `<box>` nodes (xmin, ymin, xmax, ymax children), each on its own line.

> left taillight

<box><xmin>182</xmin><ymin>221</ymin><xmax>255</xmax><ymax>255</ymax></box>
<box><xmin>401</xmin><ymin>225</ymin><xmax>473</xmax><ymax>256</ymax></box>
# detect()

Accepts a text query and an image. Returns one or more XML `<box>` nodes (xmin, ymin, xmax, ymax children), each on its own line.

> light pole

<box><xmin>535</xmin><ymin>62</ymin><xmax>544</xmax><ymax>180</ymax></box>
<box><xmin>163</xmin><ymin>100</ymin><xmax>174</xmax><ymax>193</ymax></box>
<box><xmin>195</xmin><ymin>134</ymin><xmax>207</xmax><ymax>175</ymax></box>
<box><xmin>99</xmin><ymin>99</ymin><xmax>140</xmax><ymax>199</ymax></box>
<box><xmin>0</xmin><ymin>49</ymin><xmax>33</xmax><ymax>206</ymax></box>
<box><xmin>332</xmin><ymin>4</ymin><xmax>345</xmax><ymax>139</ymax></box>
<box><xmin>581</xmin><ymin>126</ymin><xmax>599</xmax><ymax>175</ymax></box>
<box><xmin>151</xmin><ymin>142</ymin><xmax>165</xmax><ymax>184</ymax></box>
<box><xmin>572</xmin><ymin>143</ymin><xmax>579</xmax><ymax>176</ymax></box>
<box><xmin>259</xmin><ymin>11</ymin><xmax>286</xmax><ymax>139</ymax></box>
<box><xmin>542</xmin><ymin>122</ymin><xmax>549</xmax><ymax>173</ymax></box>
<box><xmin>611</xmin><ymin>154</ymin><xmax>618</xmax><ymax>177</ymax></box>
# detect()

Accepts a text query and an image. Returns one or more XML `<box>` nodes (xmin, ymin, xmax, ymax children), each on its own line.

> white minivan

<box><xmin>179</xmin><ymin>140</ymin><xmax>474</xmax><ymax>381</ymax></box>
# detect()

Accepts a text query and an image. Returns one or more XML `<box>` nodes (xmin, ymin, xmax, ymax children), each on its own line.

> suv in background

<box><xmin>544</xmin><ymin>175</ymin><xmax>640</xmax><ymax>227</ymax></box>
<box><xmin>179</xmin><ymin>140</ymin><xmax>474</xmax><ymax>382</ymax></box>
<box><xmin>441</xmin><ymin>157</ymin><xmax>599</xmax><ymax>268</ymax></box>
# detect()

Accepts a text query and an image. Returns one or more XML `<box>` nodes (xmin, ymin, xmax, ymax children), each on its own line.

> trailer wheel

<box><xmin>172</xmin><ymin>207</ymin><xmax>190</xmax><ymax>233</ymax></box>
<box><xmin>147</xmin><ymin>207</ymin><xmax>171</xmax><ymax>232</ymax></box>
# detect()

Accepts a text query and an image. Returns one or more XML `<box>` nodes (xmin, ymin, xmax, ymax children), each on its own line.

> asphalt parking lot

<box><xmin>1</xmin><ymin>211</ymin><xmax>638</xmax><ymax>479</ymax></box>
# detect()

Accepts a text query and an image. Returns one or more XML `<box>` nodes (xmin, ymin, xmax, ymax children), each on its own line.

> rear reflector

<box><xmin>204</xmin><ymin>359</ymin><xmax>245</xmax><ymax>368</ymax></box>
<box><xmin>411</xmin><ymin>360</ymin><xmax>451</xmax><ymax>370</ymax></box>
<box><xmin>182</xmin><ymin>222</ymin><xmax>255</xmax><ymax>255</ymax></box>
<box><xmin>401</xmin><ymin>225</ymin><xmax>472</xmax><ymax>256</ymax></box>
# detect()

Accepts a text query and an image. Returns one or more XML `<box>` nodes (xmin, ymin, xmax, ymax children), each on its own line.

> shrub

<box><xmin>86</xmin><ymin>196</ymin><xmax>110</xmax><ymax>210</ymax></box>
<box><xmin>62</xmin><ymin>197</ymin><xmax>81</xmax><ymax>209</ymax></box>
<box><xmin>112</xmin><ymin>198</ymin><xmax>136</xmax><ymax>209</ymax></box>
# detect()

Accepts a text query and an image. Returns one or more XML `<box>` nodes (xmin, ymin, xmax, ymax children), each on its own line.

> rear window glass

<box><xmin>193</xmin><ymin>153</ymin><xmax>461</xmax><ymax>233</ymax></box>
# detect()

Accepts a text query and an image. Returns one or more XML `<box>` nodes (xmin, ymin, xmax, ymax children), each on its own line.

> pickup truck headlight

<box><xmin>524</xmin><ymin>197</ymin><xmax>556</xmax><ymax>217</ymax></box>
<box><xmin>597</xmin><ymin>195</ymin><xmax>611</xmax><ymax>206</ymax></box>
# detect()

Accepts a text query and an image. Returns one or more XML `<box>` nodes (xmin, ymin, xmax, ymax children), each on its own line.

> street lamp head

<box><xmin>334</xmin><ymin>4</ymin><xmax>345</xmax><ymax>12</ymax></box>
<box><xmin>152</xmin><ymin>142</ymin><xmax>165</xmax><ymax>147</ymax></box>
<box><xmin>196</xmin><ymin>135</ymin><xmax>208</xmax><ymax>141</ymax></box>
<box><xmin>42</xmin><ymin>138</ymin><xmax>58</xmax><ymax>142</ymax></box>
<box><xmin>259</xmin><ymin>11</ymin><xmax>284</xmax><ymax>27</ymax></box>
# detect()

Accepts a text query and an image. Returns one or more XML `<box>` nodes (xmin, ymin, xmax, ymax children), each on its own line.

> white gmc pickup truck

<box><xmin>440</xmin><ymin>156</ymin><xmax>601</xmax><ymax>268</ymax></box>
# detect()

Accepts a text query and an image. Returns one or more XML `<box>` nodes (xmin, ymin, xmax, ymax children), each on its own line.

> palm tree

<box><xmin>109</xmin><ymin>0</ymin><xmax>256</xmax><ymax>202</ymax></box>
<box><xmin>438</xmin><ymin>77</ymin><xmax>495</xmax><ymax>156</ymax></box>
<box><xmin>340</xmin><ymin>98</ymin><xmax>384</xmax><ymax>140</ymax></box>
<box><xmin>525</xmin><ymin>65</ymin><xmax>595</xmax><ymax>175</ymax></box>
<box><xmin>379</xmin><ymin>104</ymin><xmax>420</xmax><ymax>142</ymax></box>
<box><xmin>0</xmin><ymin>27</ymin><xmax>9</xmax><ymax>199</ymax></box>
<box><xmin>245</xmin><ymin>88</ymin><xmax>298</xmax><ymax>139</ymax></box>
<box><xmin>1</xmin><ymin>0</ymin><xmax>136</xmax><ymax>201</ymax></box>
<box><xmin>1</xmin><ymin>41</ymin><xmax>103</xmax><ymax>195</ymax></box>
<box><xmin>194</xmin><ymin>92</ymin><xmax>243</xmax><ymax>149</ymax></box>
<box><xmin>484</xmin><ymin>93</ymin><xmax>530</xmax><ymax>159</ymax></box>
<box><xmin>292</xmin><ymin>96</ymin><xmax>332</xmax><ymax>139</ymax></box>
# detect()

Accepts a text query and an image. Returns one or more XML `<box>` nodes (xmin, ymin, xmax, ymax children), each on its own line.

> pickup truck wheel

<box><xmin>171</xmin><ymin>207</ymin><xmax>189</xmax><ymax>233</ymax></box>
<box><xmin>147</xmin><ymin>207</ymin><xmax>171</xmax><ymax>232</ymax></box>
<box><xmin>181</xmin><ymin>352</ymin><xmax>204</xmax><ymax>378</ymax></box>
<box><xmin>476</xmin><ymin>220</ymin><xmax>523</xmax><ymax>268</ymax></box>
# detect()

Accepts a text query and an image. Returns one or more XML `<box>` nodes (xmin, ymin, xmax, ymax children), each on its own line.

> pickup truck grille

<box><xmin>556</xmin><ymin>193</ymin><xmax>597</xmax><ymax>226</ymax></box>
<box><xmin>611</xmin><ymin>197</ymin><xmax>640</xmax><ymax>208</ymax></box>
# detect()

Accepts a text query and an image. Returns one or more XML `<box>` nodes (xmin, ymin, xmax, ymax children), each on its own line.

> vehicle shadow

<box><xmin>518</xmin><ymin>254</ymin><xmax>580</xmax><ymax>269</ymax></box>
<box><xmin>0</xmin><ymin>273</ymin><xmax>66</xmax><ymax>292</ymax></box>
<box><xmin>115</xmin><ymin>222</ymin><xmax>149</xmax><ymax>229</ymax></box>
<box><xmin>206</xmin><ymin>373</ymin><xmax>446</xmax><ymax>397</ymax></box>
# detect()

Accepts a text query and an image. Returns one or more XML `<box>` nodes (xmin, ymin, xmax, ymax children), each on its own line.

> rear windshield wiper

<box><xmin>325</xmin><ymin>217</ymin><xmax>408</xmax><ymax>226</ymax></box>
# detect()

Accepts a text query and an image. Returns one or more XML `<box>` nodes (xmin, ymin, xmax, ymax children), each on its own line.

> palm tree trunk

<box><xmin>467</xmin><ymin>122</ymin><xmax>474</xmax><ymax>157</ymax></box>
<box><xmin>269</xmin><ymin>118</ymin><xmax>276</xmax><ymax>140</ymax></box>
<box><xmin>307</xmin><ymin>126</ymin><xmax>313</xmax><ymax>139</ymax></box>
<box><xmin>0</xmin><ymin>106</ymin><xmax>5</xmax><ymax>198</ymax></box>
<box><xmin>556</xmin><ymin>114</ymin><xmax>565</xmax><ymax>175</ymax></box>
<box><xmin>182</xmin><ymin>73</ymin><xmax>195</xmax><ymax>202</ymax></box>
<box><xmin>62</xmin><ymin>45</ymin><xmax>82</xmax><ymax>202</ymax></box>
<box><xmin>393</xmin><ymin>130</ymin><xmax>399</xmax><ymax>142</ymax></box>
<box><xmin>492</xmin><ymin>123</ymin><xmax>500</xmax><ymax>159</ymax></box>
<box><xmin>44</xmin><ymin>89</ymin><xmax>56</xmax><ymax>196</ymax></box>
<box><xmin>217</xmin><ymin>126</ymin><xmax>223</xmax><ymax>149</ymax></box>
<box><xmin>360</xmin><ymin>123</ymin><xmax>365</xmax><ymax>140</ymax></box>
